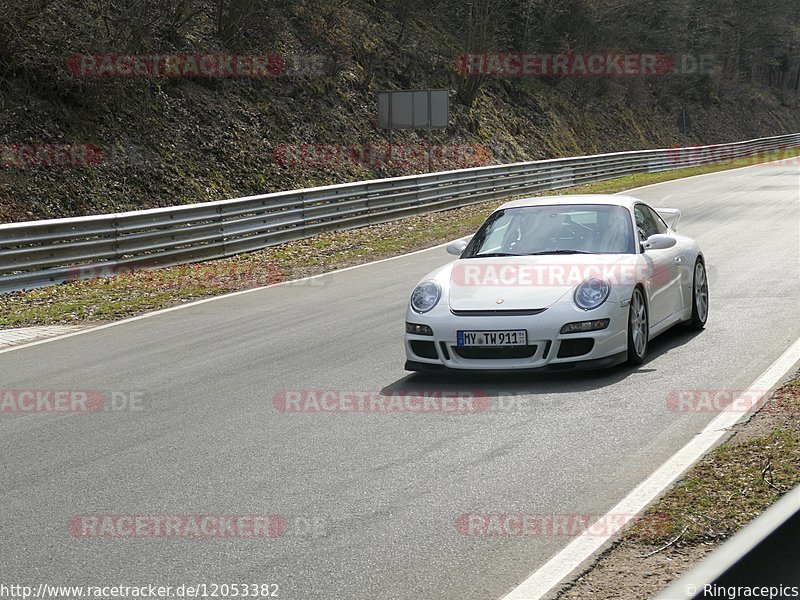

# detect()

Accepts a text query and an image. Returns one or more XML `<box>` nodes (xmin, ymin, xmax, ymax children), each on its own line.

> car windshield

<box><xmin>462</xmin><ymin>204</ymin><xmax>635</xmax><ymax>257</ymax></box>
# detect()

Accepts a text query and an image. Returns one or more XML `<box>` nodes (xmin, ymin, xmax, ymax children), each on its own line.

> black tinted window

<box><xmin>634</xmin><ymin>205</ymin><xmax>661</xmax><ymax>239</ymax></box>
<box><xmin>644</xmin><ymin>206</ymin><xmax>668</xmax><ymax>234</ymax></box>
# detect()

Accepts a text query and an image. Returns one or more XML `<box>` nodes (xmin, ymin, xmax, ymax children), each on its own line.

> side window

<box><xmin>633</xmin><ymin>205</ymin><xmax>657</xmax><ymax>240</ymax></box>
<box><xmin>643</xmin><ymin>206</ymin><xmax>668</xmax><ymax>234</ymax></box>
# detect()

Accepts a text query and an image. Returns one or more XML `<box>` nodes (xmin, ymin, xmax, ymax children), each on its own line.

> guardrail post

<box><xmin>113</xmin><ymin>213</ymin><xmax>121</xmax><ymax>275</ymax></box>
<box><xmin>301</xmin><ymin>192</ymin><xmax>306</xmax><ymax>238</ymax></box>
<box><xmin>217</xmin><ymin>203</ymin><xmax>225</xmax><ymax>258</ymax></box>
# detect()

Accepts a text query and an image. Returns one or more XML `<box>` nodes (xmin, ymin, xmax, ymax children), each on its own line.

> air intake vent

<box><xmin>450</xmin><ymin>309</ymin><xmax>547</xmax><ymax>317</ymax></box>
<box><xmin>453</xmin><ymin>345</ymin><xmax>538</xmax><ymax>360</ymax></box>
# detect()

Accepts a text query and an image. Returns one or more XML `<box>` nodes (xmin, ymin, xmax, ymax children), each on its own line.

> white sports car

<box><xmin>404</xmin><ymin>194</ymin><xmax>708</xmax><ymax>371</ymax></box>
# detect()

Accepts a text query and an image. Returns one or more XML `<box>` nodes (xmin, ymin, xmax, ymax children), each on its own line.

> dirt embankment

<box><xmin>2</xmin><ymin>1</ymin><xmax>799</xmax><ymax>223</ymax></box>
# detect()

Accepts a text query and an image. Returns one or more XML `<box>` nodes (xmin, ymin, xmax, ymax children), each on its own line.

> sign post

<box><xmin>677</xmin><ymin>108</ymin><xmax>692</xmax><ymax>137</ymax></box>
<box><xmin>378</xmin><ymin>89</ymin><xmax>449</xmax><ymax>172</ymax></box>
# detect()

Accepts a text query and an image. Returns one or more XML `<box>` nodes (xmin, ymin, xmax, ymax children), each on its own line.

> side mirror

<box><xmin>642</xmin><ymin>234</ymin><xmax>677</xmax><ymax>251</ymax></box>
<box><xmin>446</xmin><ymin>239</ymin><xmax>468</xmax><ymax>256</ymax></box>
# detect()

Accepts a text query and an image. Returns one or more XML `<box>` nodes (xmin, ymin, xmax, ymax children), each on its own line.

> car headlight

<box><xmin>410</xmin><ymin>281</ymin><xmax>441</xmax><ymax>313</ymax></box>
<box><xmin>574</xmin><ymin>277</ymin><xmax>610</xmax><ymax>310</ymax></box>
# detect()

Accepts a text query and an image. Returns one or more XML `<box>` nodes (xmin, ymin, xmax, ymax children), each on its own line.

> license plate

<box><xmin>457</xmin><ymin>330</ymin><xmax>528</xmax><ymax>347</ymax></box>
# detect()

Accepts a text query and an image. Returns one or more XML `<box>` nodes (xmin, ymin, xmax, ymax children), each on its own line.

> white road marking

<box><xmin>0</xmin><ymin>326</ymin><xmax>83</xmax><ymax>348</ymax></box>
<box><xmin>499</xmin><ymin>336</ymin><xmax>800</xmax><ymax>600</ymax></box>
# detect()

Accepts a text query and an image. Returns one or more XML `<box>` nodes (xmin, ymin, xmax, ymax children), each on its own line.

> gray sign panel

<box><xmin>378</xmin><ymin>90</ymin><xmax>449</xmax><ymax>130</ymax></box>
<box><xmin>429</xmin><ymin>90</ymin><xmax>448</xmax><ymax>128</ymax></box>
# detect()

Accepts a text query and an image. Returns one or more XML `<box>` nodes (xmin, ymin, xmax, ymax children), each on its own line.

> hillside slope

<box><xmin>1</xmin><ymin>0</ymin><xmax>799</xmax><ymax>223</ymax></box>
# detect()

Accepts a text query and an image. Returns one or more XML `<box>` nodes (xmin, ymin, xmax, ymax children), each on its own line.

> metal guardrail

<box><xmin>2</xmin><ymin>133</ymin><xmax>799</xmax><ymax>293</ymax></box>
<box><xmin>655</xmin><ymin>485</ymin><xmax>800</xmax><ymax>599</ymax></box>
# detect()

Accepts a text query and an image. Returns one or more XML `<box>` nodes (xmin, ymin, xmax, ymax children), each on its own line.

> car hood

<box><xmin>445</xmin><ymin>254</ymin><xmax>636</xmax><ymax>310</ymax></box>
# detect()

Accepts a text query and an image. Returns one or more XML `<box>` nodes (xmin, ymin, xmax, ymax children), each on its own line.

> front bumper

<box><xmin>404</xmin><ymin>301</ymin><xmax>629</xmax><ymax>371</ymax></box>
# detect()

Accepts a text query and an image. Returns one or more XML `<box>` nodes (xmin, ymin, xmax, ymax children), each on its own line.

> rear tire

<box><xmin>627</xmin><ymin>287</ymin><xmax>648</xmax><ymax>365</ymax></box>
<box><xmin>685</xmin><ymin>258</ymin><xmax>708</xmax><ymax>330</ymax></box>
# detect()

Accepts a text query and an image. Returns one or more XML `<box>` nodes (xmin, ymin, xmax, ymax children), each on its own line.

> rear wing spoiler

<box><xmin>655</xmin><ymin>208</ymin><xmax>681</xmax><ymax>231</ymax></box>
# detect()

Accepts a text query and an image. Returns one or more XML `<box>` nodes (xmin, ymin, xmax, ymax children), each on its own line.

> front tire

<box><xmin>627</xmin><ymin>287</ymin><xmax>648</xmax><ymax>365</ymax></box>
<box><xmin>685</xmin><ymin>258</ymin><xmax>709</xmax><ymax>330</ymax></box>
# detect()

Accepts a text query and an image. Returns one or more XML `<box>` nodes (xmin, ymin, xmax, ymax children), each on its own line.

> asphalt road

<box><xmin>1</xmin><ymin>162</ymin><xmax>798</xmax><ymax>600</ymax></box>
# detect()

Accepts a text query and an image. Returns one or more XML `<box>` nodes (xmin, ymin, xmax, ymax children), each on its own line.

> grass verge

<box><xmin>2</xmin><ymin>148</ymin><xmax>799</xmax><ymax>328</ymax></box>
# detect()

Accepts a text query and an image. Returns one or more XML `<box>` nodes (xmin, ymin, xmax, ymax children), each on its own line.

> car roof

<box><xmin>495</xmin><ymin>194</ymin><xmax>644</xmax><ymax>212</ymax></box>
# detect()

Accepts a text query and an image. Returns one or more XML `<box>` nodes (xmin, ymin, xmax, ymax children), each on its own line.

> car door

<box><xmin>634</xmin><ymin>204</ymin><xmax>681</xmax><ymax>326</ymax></box>
<box><xmin>643</xmin><ymin>204</ymin><xmax>687</xmax><ymax>318</ymax></box>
